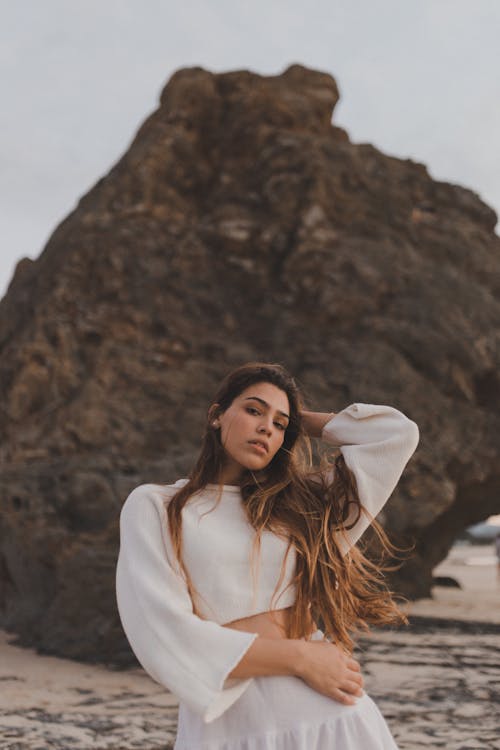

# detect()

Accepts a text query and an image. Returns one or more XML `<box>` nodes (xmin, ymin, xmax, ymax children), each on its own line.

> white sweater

<box><xmin>115</xmin><ymin>403</ymin><xmax>419</xmax><ymax>724</ymax></box>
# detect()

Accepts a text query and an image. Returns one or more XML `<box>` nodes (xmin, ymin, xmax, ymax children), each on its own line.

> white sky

<box><xmin>1</xmin><ymin>0</ymin><xmax>499</xmax><ymax>299</ymax></box>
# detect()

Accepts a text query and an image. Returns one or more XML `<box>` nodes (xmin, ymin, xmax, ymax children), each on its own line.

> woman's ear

<box><xmin>208</xmin><ymin>403</ymin><xmax>221</xmax><ymax>427</ymax></box>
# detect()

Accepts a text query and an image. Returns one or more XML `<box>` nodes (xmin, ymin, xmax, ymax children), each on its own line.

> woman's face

<box><xmin>213</xmin><ymin>381</ymin><xmax>291</xmax><ymax>484</ymax></box>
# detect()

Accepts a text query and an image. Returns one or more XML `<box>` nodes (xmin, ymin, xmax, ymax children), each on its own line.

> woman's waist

<box><xmin>222</xmin><ymin>606</ymin><xmax>318</xmax><ymax>640</ymax></box>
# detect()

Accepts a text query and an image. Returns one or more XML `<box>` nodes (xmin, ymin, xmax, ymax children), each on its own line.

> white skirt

<box><xmin>173</xmin><ymin>630</ymin><xmax>399</xmax><ymax>750</ymax></box>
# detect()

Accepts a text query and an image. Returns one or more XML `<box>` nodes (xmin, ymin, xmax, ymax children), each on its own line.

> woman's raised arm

<box><xmin>303</xmin><ymin>403</ymin><xmax>419</xmax><ymax>554</ymax></box>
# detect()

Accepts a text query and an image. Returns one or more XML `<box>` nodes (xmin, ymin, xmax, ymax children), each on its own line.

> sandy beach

<box><xmin>1</xmin><ymin>542</ymin><xmax>499</xmax><ymax>750</ymax></box>
<box><xmin>368</xmin><ymin>543</ymin><xmax>500</xmax><ymax>750</ymax></box>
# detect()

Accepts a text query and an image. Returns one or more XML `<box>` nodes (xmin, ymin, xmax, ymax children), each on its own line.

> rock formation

<box><xmin>0</xmin><ymin>64</ymin><xmax>499</xmax><ymax>664</ymax></box>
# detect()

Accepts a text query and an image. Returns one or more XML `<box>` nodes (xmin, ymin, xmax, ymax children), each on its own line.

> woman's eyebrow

<box><xmin>244</xmin><ymin>396</ymin><xmax>290</xmax><ymax>420</ymax></box>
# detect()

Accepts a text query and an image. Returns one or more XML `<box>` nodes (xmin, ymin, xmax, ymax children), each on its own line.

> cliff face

<box><xmin>0</xmin><ymin>64</ymin><xmax>499</xmax><ymax>663</ymax></box>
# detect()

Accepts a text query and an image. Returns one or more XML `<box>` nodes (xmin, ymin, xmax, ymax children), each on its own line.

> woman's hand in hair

<box><xmin>296</xmin><ymin>639</ymin><xmax>364</xmax><ymax>705</ymax></box>
<box><xmin>300</xmin><ymin>410</ymin><xmax>337</xmax><ymax>439</ymax></box>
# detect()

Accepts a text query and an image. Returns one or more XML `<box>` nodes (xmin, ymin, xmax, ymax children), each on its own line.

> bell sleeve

<box><xmin>115</xmin><ymin>484</ymin><xmax>259</xmax><ymax>723</ymax></box>
<box><xmin>320</xmin><ymin>403</ymin><xmax>420</xmax><ymax>554</ymax></box>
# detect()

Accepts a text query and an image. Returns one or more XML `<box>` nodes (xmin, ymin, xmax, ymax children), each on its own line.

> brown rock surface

<box><xmin>0</xmin><ymin>64</ymin><xmax>499</xmax><ymax>664</ymax></box>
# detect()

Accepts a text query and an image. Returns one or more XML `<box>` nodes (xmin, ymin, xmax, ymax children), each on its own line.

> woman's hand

<box><xmin>300</xmin><ymin>410</ymin><xmax>337</xmax><ymax>439</ymax></box>
<box><xmin>296</xmin><ymin>639</ymin><xmax>364</xmax><ymax>705</ymax></box>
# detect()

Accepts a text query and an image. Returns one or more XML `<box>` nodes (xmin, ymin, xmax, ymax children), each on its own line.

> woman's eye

<box><xmin>246</xmin><ymin>407</ymin><xmax>286</xmax><ymax>430</ymax></box>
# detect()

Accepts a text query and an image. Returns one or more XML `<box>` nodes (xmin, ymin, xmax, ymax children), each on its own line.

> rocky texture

<box><xmin>2</xmin><ymin>620</ymin><xmax>499</xmax><ymax>750</ymax></box>
<box><xmin>0</xmin><ymin>629</ymin><xmax>179</xmax><ymax>749</ymax></box>
<box><xmin>360</xmin><ymin>621</ymin><xmax>500</xmax><ymax>750</ymax></box>
<box><xmin>0</xmin><ymin>64</ymin><xmax>499</xmax><ymax>663</ymax></box>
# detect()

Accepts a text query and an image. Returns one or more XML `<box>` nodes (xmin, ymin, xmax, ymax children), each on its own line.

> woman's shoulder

<box><xmin>122</xmin><ymin>479</ymin><xmax>189</xmax><ymax>511</ymax></box>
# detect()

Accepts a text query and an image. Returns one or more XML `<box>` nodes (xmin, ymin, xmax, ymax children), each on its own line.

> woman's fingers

<box><xmin>330</xmin><ymin>688</ymin><xmax>357</xmax><ymax>705</ymax></box>
<box><xmin>342</xmin><ymin>679</ymin><xmax>365</xmax><ymax>697</ymax></box>
<box><xmin>348</xmin><ymin>669</ymin><xmax>364</xmax><ymax>688</ymax></box>
<box><xmin>347</xmin><ymin>657</ymin><xmax>361</xmax><ymax>672</ymax></box>
<box><xmin>298</xmin><ymin>641</ymin><xmax>366</xmax><ymax>705</ymax></box>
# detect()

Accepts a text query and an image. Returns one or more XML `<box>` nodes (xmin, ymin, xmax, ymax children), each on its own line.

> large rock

<box><xmin>0</xmin><ymin>64</ymin><xmax>499</xmax><ymax>664</ymax></box>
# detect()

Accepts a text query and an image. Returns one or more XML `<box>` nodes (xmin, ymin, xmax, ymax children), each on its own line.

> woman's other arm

<box><xmin>116</xmin><ymin>485</ymin><xmax>260</xmax><ymax>724</ymax></box>
<box><xmin>224</xmin><ymin>635</ymin><xmax>303</xmax><ymax>678</ymax></box>
<box><xmin>225</xmin><ymin>631</ymin><xmax>364</xmax><ymax>705</ymax></box>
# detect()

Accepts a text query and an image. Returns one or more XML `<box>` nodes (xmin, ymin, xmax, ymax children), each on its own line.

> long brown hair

<box><xmin>165</xmin><ymin>361</ymin><xmax>407</xmax><ymax>653</ymax></box>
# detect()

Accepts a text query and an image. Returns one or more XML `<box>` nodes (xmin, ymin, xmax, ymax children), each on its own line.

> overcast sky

<box><xmin>1</xmin><ymin>0</ymin><xmax>499</xmax><ymax>299</ymax></box>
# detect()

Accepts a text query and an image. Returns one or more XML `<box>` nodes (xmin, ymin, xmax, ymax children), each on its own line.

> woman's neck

<box><xmin>216</xmin><ymin>458</ymin><xmax>246</xmax><ymax>485</ymax></box>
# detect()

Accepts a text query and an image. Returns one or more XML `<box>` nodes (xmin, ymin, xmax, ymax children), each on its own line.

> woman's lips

<box><xmin>248</xmin><ymin>442</ymin><xmax>267</xmax><ymax>454</ymax></box>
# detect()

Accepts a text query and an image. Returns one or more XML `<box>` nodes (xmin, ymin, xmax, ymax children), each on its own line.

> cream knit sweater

<box><xmin>116</xmin><ymin>402</ymin><xmax>419</xmax><ymax>724</ymax></box>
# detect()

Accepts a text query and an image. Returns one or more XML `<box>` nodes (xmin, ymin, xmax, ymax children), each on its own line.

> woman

<box><xmin>116</xmin><ymin>361</ymin><xmax>420</xmax><ymax>749</ymax></box>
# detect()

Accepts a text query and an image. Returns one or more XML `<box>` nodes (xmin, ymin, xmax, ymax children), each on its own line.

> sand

<box><xmin>406</xmin><ymin>541</ymin><xmax>500</xmax><ymax>624</ymax></box>
<box><xmin>1</xmin><ymin>543</ymin><xmax>499</xmax><ymax>750</ymax></box>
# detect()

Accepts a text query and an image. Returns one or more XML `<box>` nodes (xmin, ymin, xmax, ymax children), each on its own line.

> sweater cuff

<box><xmin>202</xmin><ymin>631</ymin><xmax>259</xmax><ymax>723</ymax></box>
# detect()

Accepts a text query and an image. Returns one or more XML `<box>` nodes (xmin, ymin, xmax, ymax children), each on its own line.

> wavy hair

<box><xmin>165</xmin><ymin>361</ymin><xmax>408</xmax><ymax>653</ymax></box>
